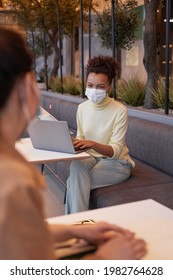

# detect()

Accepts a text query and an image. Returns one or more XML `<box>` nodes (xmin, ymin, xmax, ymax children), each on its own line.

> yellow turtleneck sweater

<box><xmin>76</xmin><ymin>96</ymin><xmax>135</xmax><ymax>167</ymax></box>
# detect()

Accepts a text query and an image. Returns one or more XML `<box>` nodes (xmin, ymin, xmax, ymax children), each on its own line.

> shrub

<box><xmin>50</xmin><ymin>77</ymin><xmax>63</xmax><ymax>92</ymax></box>
<box><xmin>152</xmin><ymin>76</ymin><xmax>173</xmax><ymax>109</ymax></box>
<box><xmin>63</xmin><ymin>76</ymin><xmax>84</xmax><ymax>96</ymax></box>
<box><xmin>50</xmin><ymin>76</ymin><xmax>85</xmax><ymax>96</ymax></box>
<box><xmin>117</xmin><ymin>77</ymin><xmax>145</xmax><ymax>106</ymax></box>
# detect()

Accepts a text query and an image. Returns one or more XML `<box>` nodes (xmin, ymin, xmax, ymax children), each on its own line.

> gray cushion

<box><xmin>90</xmin><ymin>183</ymin><xmax>173</xmax><ymax>210</ymax></box>
<box><xmin>89</xmin><ymin>158</ymin><xmax>173</xmax><ymax>209</ymax></box>
<box><xmin>41</xmin><ymin>96</ymin><xmax>79</xmax><ymax>132</ymax></box>
<box><xmin>126</xmin><ymin>117</ymin><xmax>173</xmax><ymax>176</ymax></box>
<box><xmin>41</xmin><ymin>95</ymin><xmax>58</xmax><ymax>117</ymax></box>
<box><xmin>58</xmin><ymin>100</ymin><xmax>78</xmax><ymax>131</ymax></box>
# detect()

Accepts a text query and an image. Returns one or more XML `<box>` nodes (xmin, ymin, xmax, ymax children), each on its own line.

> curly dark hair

<box><xmin>86</xmin><ymin>55</ymin><xmax>121</xmax><ymax>84</ymax></box>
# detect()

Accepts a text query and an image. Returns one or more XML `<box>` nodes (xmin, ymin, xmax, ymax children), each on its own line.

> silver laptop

<box><xmin>28</xmin><ymin>117</ymin><xmax>88</xmax><ymax>154</ymax></box>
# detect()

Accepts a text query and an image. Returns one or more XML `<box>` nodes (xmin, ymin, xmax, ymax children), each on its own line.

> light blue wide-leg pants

<box><xmin>65</xmin><ymin>156</ymin><xmax>132</xmax><ymax>214</ymax></box>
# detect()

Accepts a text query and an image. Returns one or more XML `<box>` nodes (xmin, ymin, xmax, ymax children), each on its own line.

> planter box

<box><xmin>41</xmin><ymin>90</ymin><xmax>173</xmax><ymax>126</ymax></box>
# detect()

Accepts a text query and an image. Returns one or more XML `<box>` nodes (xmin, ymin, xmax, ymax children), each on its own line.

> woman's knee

<box><xmin>70</xmin><ymin>159</ymin><xmax>85</xmax><ymax>172</ymax></box>
<box><xmin>70</xmin><ymin>157</ymin><xmax>96</xmax><ymax>172</ymax></box>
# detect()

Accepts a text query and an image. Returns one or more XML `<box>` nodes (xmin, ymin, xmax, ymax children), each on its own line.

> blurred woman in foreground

<box><xmin>0</xmin><ymin>27</ymin><xmax>146</xmax><ymax>260</ymax></box>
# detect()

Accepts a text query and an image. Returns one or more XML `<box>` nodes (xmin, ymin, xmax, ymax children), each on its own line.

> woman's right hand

<box><xmin>90</xmin><ymin>234</ymin><xmax>147</xmax><ymax>260</ymax></box>
<box><xmin>73</xmin><ymin>138</ymin><xmax>94</xmax><ymax>151</ymax></box>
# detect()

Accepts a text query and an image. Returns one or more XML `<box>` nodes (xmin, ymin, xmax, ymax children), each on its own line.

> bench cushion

<box><xmin>89</xmin><ymin>158</ymin><xmax>173</xmax><ymax>209</ymax></box>
<box><xmin>126</xmin><ymin>117</ymin><xmax>173</xmax><ymax>176</ymax></box>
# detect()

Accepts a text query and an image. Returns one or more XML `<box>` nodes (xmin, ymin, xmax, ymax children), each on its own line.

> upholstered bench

<box><xmin>41</xmin><ymin>92</ymin><xmax>173</xmax><ymax>210</ymax></box>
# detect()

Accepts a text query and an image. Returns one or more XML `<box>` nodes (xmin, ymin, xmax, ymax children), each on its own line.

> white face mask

<box><xmin>85</xmin><ymin>88</ymin><xmax>107</xmax><ymax>104</ymax></box>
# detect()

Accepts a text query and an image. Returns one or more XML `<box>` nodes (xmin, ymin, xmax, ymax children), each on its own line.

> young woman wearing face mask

<box><xmin>0</xmin><ymin>28</ymin><xmax>147</xmax><ymax>260</ymax></box>
<box><xmin>65</xmin><ymin>55</ymin><xmax>135</xmax><ymax>214</ymax></box>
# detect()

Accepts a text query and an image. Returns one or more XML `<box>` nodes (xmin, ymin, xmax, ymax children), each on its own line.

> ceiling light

<box><xmin>164</xmin><ymin>19</ymin><xmax>173</xmax><ymax>22</ymax></box>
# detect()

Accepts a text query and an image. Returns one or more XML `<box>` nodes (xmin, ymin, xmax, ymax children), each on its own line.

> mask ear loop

<box><xmin>18</xmin><ymin>81</ymin><xmax>31</xmax><ymax>127</ymax></box>
<box><xmin>29</xmin><ymin>81</ymin><xmax>41</xmax><ymax>117</ymax></box>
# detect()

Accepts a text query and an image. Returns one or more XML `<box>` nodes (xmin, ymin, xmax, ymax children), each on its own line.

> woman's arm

<box><xmin>73</xmin><ymin>138</ymin><xmax>114</xmax><ymax>158</ymax></box>
<box><xmin>49</xmin><ymin>221</ymin><xmax>133</xmax><ymax>244</ymax></box>
<box><xmin>49</xmin><ymin>222</ymin><xmax>147</xmax><ymax>260</ymax></box>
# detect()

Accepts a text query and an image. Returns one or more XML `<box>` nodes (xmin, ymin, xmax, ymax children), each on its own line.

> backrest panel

<box><xmin>126</xmin><ymin>116</ymin><xmax>173</xmax><ymax>176</ymax></box>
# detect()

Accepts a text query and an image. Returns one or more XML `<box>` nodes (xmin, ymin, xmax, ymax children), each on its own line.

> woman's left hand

<box><xmin>70</xmin><ymin>221</ymin><xmax>134</xmax><ymax>245</ymax></box>
<box><xmin>49</xmin><ymin>222</ymin><xmax>133</xmax><ymax>245</ymax></box>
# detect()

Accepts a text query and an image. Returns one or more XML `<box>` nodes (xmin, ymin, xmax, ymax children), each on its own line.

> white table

<box><xmin>15</xmin><ymin>137</ymin><xmax>90</xmax><ymax>164</ymax></box>
<box><xmin>48</xmin><ymin>199</ymin><xmax>173</xmax><ymax>260</ymax></box>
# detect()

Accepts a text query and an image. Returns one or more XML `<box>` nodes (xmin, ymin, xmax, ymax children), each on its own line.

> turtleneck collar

<box><xmin>89</xmin><ymin>96</ymin><xmax>113</xmax><ymax>110</ymax></box>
